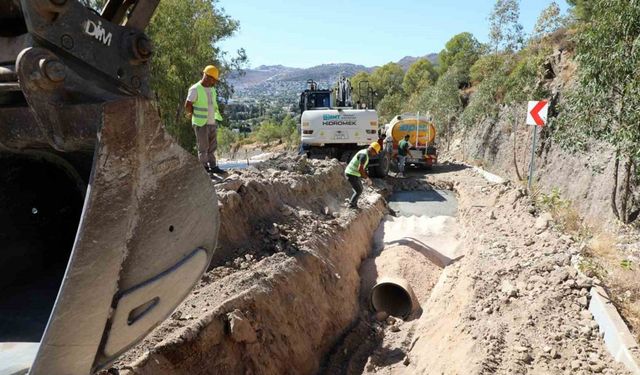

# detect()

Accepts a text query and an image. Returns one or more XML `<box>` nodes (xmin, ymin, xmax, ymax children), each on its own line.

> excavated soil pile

<box><xmin>393</xmin><ymin>164</ymin><xmax>631</xmax><ymax>375</ymax></box>
<box><xmin>101</xmin><ymin>157</ymin><xmax>632</xmax><ymax>375</ymax></box>
<box><xmin>212</xmin><ymin>154</ymin><xmax>353</xmax><ymax>264</ymax></box>
<box><xmin>319</xmin><ymin>163</ymin><xmax>632</xmax><ymax>375</ymax></box>
<box><xmin>101</xmin><ymin>155</ymin><xmax>388</xmax><ymax>375</ymax></box>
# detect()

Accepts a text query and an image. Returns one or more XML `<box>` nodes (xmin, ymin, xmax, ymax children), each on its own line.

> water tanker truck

<box><xmin>384</xmin><ymin>113</ymin><xmax>438</xmax><ymax>169</ymax></box>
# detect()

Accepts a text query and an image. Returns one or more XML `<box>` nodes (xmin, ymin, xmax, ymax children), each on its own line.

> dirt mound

<box><xmin>398</xmin><ymin>165</ymin><xmax>631</xmax><ymax>375</ymax></box>
<box><xmin>100</xmin><ymin>156</ymin><xmax>389</xmax><ymax>375</ymax></box>
<box><xmin>212</xmin><ymin>154</ymin><xmax>351</xmax><ymax>265</ymax></box>
<box><xmin>100</xmin><ymin>157</ymin><xmax>633</xmax><ymax>375</ymax></box>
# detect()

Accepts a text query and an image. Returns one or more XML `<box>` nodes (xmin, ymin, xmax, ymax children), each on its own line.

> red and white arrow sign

<box><xmin>526</xmin><ymin>100</ymin><xmax>549</xmax><ymax>126</ymax></box>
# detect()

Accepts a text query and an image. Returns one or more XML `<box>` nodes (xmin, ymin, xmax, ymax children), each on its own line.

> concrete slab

<box><xmin>388</xmin><ymin>190</ymin><xmax>458</xmax><ymax>218</ymax></box>
<box><xmin>472</xmin><ymin>166</ymin><xmax>506</xmax><ymax>184</ymax></box>
<box><xmin>379</xmin><ymin>189</ymin><xmax>463</xmax><ymax>267</ymax></box>
<box><xmin>589</xmin><ymin>285</ymin><xmax>640</xmax><ymax>374</ymax></box>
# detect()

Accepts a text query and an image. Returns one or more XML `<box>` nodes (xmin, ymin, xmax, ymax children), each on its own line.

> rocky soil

<box><xmin>99</xmin><ymin>155</ymin><xmax>636</xmax><ymax>375</ymax></box>
<box><xmin>99</xmin><ymin>155</ymin><xmax>388</xmax><ymax>375</ymax></box>
<box><xmin>449</xmin><ymin>40</ymin><xmax>640</xmax><ymax>347</ymax></box>
<box><xmin>357</xmin><ymin>163</ymin><xmax>631</xmax><ymax>374</ymax></box>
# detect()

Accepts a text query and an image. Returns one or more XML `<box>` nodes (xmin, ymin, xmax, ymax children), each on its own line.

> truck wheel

<box><xmin>371</xmin><ymin>153</ymin><xmax>390</xmax><ymax>178</ymax></box>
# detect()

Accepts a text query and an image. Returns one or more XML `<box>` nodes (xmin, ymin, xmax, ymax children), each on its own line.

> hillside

<box><xmin>228</xmin><ymin>54</ymin><xmax>438</xmax><ymax>99</ymax></box>
<box><xmin>396</xmin><ymin>53</ymin><xmax>439</xmax><ymax>70</ymax></box>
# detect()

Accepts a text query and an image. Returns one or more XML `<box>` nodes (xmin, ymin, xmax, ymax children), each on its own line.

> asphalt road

<box><xmin>388</xmin><ymin>189</ymin><xmax>458</xmax><ymax>218</ymax></box>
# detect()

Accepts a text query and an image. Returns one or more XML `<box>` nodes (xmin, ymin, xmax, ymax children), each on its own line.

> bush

<box><xmin>256</xmin><ymin>121</ymin><xmax>281</xmax><ymax>145</ymax></box>
<box><xmin>255</xmin><ymin>115</ymin><xmax>299</xmax><ymax>146</ymax></box>
<box><xmin>217</xmin><ymin>126</ymin><xmax>239</xmax><ymax>153</ymax></box>
<box><xmin>460</xmin><ymin>68</ymin><xmax>507</xmax><ymax>128</ymax></box>
<box><xmin>470</xmin><ymin>54</ymin><xmax>507</xmax><ymax>84</ymax></box>
<box><xmin>504</xmin><ymin>46</ymin><xmax>551</xmax><ymax>103</ymax></box>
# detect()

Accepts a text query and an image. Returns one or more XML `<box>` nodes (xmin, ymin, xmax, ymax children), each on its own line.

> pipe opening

<box><xmin>0</xmin><ymin>152</ymin><xmax>85</xmax><ymax>342</ymax></box>
<box><xmin>371</xmin><ymin>282</ymin><xmax>413</xmax><ymax>318</ymax></box>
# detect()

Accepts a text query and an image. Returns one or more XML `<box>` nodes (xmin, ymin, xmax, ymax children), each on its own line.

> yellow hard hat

<box><xmin>203</xmin><ymin>65</ymin><xmax>220</xmax><ymax>80</ymax></box>
<box><xmin>369</xmin><ymin>142</ymin><xmax>381</xmax><ymax>153</ymax></box>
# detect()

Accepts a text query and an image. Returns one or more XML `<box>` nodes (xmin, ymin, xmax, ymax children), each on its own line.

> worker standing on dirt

<box><xmin>185</xmin><ymin>65</ymin><xmax>225</xmax><ymax>174</ymax></box>
<box><xmin>397</xmin><ymin>134</ymin><xmax>411</xmax><ymax>178</ymax></box>
<box><xmin>345</xmin><ymin>142</ymin><xmax>381</xmax><ymax>209</ymax></box>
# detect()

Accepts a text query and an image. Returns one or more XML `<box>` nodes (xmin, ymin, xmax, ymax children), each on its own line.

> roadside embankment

<box><xmin>401</xmin><ymin>164</ymin><xmax>631</xmax><ymax>374</ymax></box>
<box><xmin>103</xmin><ymin>155</ymin><xmax>388</xmax><ymax>374</ymax></box>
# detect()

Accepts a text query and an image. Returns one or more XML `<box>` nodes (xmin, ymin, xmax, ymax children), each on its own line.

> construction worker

<box><xmin>185</xmin><ymin>65</ymin><xmax>225</xmax><ymax>174</ymax></box>
<box><xmin>397</xmin><ymin>134</ymin><xmax>411</xmax><ymax>178</ymax></box>
<box><xmin>345</xmin><ymin>142</ymin><xmax>381</xmax><ymax>209</ymax></box>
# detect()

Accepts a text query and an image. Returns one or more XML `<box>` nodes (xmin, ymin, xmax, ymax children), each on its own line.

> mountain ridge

<box><xmin>229</xmin><ymin>54</ymin><xmax>439</xmax><ymax>91</ymax></box>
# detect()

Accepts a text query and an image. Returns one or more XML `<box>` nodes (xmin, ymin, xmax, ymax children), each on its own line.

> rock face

<box><xmin>448</xmin><ymin>43</ymin><xmax>631</xmax><ymax>230</ymax></box>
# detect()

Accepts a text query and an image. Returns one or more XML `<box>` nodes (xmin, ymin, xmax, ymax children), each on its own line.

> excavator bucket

<box><xmin>0</xmin><ymin>1</ymin><xmax>219</xmax><ymax>374</ymax></box>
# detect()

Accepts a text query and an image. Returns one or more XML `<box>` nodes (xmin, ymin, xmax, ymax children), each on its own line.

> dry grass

<box><xmin>536</xmin><ymin>188</ymin><xmax>640</xmax><ymax>341</ymax></box>
<box><xmin>589</xmin><ymin>232</ymin><xmax>618</xmax><ymax>260</ymax></box>
<box><xmin>536</xmin><ymin>187</ymin><xmax>591</xmax><ymax>239</ymax></box>
<box><xmin>582</xmin><ymin>231</ymin><xmax>640</xmax><ymax>342</ymax></box>
<box><xmin>607</xmin><ymin>268</ymin><xmax>640</xmax><ymax>342</ymax></box>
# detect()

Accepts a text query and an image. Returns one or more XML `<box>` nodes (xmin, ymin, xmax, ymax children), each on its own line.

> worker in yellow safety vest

<box><xmin>185</xmin><ymin>65</ymin><xmax>225</xmax><ymax>174</ymax></box>
<box><xmin>344</xmin><ymin>142</ymin><xmax>381</xmax><ymax>209</ymax></box>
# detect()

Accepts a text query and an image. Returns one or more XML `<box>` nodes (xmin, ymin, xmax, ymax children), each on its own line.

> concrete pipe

<box><xmin>370</xmin><ymin>277</ymin><xmax>418</xmax><ymax>318</ymax></box>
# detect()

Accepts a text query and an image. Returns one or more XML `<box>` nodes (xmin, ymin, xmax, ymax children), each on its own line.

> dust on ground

<box><xmin>321</xmin><ymin>161</ymin><xmax>633</xmax><ymax>375</ymax></box>
<box><xmin>100</xmin><ymin>154</ymin><xmax>388</xmax><ymax>375</ymax></box>
<box><xmin>101</xmin><ymin>155</ymin><xmax>635</xmax><ymax>375</ymax></box>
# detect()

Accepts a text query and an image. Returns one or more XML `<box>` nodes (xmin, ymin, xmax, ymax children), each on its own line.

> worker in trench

<box><xmin>345</xmin><ymin>142</ymin><xmax>381</xmax><ymax>209</ymax></box>
<box><xmin>397</xmin><ymin>134</ymin><xmax>411</xmax><ymax>178</ymax></box>
<box><xmin>185</xmin><ymin>65</ymin><xmax>226</xmax><ymax>175</ymax></box>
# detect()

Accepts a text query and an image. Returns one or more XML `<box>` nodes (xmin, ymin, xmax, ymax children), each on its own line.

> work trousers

<box><xmin>398</xmin><ymin>155</ymin><xmax>407</xmax><ymax>174</ymax></box>
<box><xmin>346</xmin><ymin>174</ymin><xmax>363</xmax><ymax>207</ymax></box>
<box><xmin>193</xmin><ymin>123</ymin><xmax>217</xmax><ymax>167</ymax></box>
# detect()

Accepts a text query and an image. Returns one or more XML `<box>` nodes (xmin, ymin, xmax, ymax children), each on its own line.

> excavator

<box><xmin>0</xmin><ymin>1</ymin><xmax>219</xmax><ymax>374</ymax></box>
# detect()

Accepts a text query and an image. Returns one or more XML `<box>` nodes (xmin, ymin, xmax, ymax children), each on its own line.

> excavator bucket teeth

<box><xmin>1</xmin><ymin>2</ymin><xmax>219</xmax><ymax>373</ymax></box>
<box><xmin>1</xmin><ymin>98</ymin><xmax>219</xmax><ymax>375</ymax></box>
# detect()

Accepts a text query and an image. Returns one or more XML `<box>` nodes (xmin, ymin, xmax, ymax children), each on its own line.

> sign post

<box><xmin>526</xmin><ymin>100</ymin><xmax>549</xmax><ymax>191</ymax></box>
<box><xmin>416</xmin><ymin>111</ymin><xmax>420</xmax><ymax>147</ymax></box>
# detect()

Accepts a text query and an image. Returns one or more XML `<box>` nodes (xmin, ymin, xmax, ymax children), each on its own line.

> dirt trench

<box><xmin>319</xmin><ymin>180</ymin><xmax>462</xmax><ymax>375</ymax></box>
<box><xmin>104</xmin><ymin>156</ymin><xmax>634</xmax><ymax>375</ymax></box>
<box><xmin>104</xmin><ymin>155</ymin><xmax>389</xmax><ymax>375</ymax></box>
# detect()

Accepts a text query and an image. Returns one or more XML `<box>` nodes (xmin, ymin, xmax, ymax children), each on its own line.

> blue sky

<box><xmin>217</xmin><ymin>0</ymin><xmax>570</xmax><ymax>68</ymax></box>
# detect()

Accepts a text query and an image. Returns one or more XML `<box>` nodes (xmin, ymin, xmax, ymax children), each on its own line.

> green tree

<box><xmin>376</xmin><ymin>92</ymin><xmax>405</xmax><ymax>124</ymax></box>
<box><xmin>402</xmin><ymin>59</ymin><xmax>438</xmax><ymax>95</ymax></box>
<box><xmin>566</xmin><ymin>0</ymin><xmax>594</xmax><ymax>21</ymax></box>
<box><xmin>370</xmin><ymin>63</ymin><xmax>405</xmax><ymax>99</ymax></box>
<box><xmin>217</xmin><ymin>126</ymin><xmax>238</xmax><ymax>154</ymax></box>
<box><xmin>427</xmin><ymin>67</ymin><xmax>464</xmax><ymax>144</ymax></box>
<box><xmin>280</xmin><ymin>114</ymin><xmax>297</xmax><ymax>140</ymax></box>
<box><xmin>488</xmin><ymin>0</ymin><xmax>525</xmax><ymax>53</ymax></box>
<box><xmin>256</xmin><ymin>121</ymin><xmax>280</xmax><ymax>145</ymax></box>
<box><xmin>553</xmin><ymin>0</ymin><xmax>640</xmax><ymax>223</ymax></box>
<box><xmin>438</xmin><ymin>32</ymin><xmax>481</xmax><ymax>85</ymax></box>
<box><xmin>532</xmin><ymin>1</ymin><xmax>564</xmax><ymax>40</ymax></box>
<box><xmin>350</xmin><ymin>71</ymin><xmax>374</xmax><ymax>108</ymax></box>
<box><xmin>147</xmin><ymin>0</ymin><xmax>246</xmax><ymax>151</ymax></box>
<box><xmin>504</xmin><ymin>47</ymin><xmax>550</xmax><ymax>104</ymax></box>
<box><xmin>460</xmin><ymin>66</ymin><xmax>507</xmax><ymax>128</ymax></box>
<box><xmin>470</xmin><ymin>54</ymin><xmax>507</xmax><ymax>84</ymax></box>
